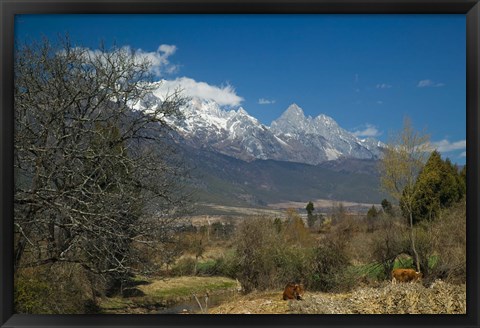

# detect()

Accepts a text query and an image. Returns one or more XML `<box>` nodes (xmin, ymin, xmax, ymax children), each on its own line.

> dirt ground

<box><xmin>209</xmin><ymin>280</ymin><xmax>466</xmax><ymax>314</ymax></box>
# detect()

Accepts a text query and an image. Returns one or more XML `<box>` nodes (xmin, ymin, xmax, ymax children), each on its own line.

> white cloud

<box><xmin>154</xmin><ymin>77</ymin><xmax>244</xmax><ymax>106</ymax></box>
<box><xmin>134</xmin><ymin>44</ymin><xmax>178</xmax><ymax>76</ymax></box>
<box><xmin>460</xmin><ymin>151</ymin><xmax>466</xmax><ymax>157</ymax></box>
<box><xmin>376</xmin><ymin>100</ymin><xmax>384</xmax><ymax>105</ymax></box>
<box><xmin>417</xmin><ymin>79</ymin><xmax>445</xmax><ymax>88</ymax></box>
<box><xmin>376</xmin><ymin>83</ymin><xmax>392</xmax><ymax>89</ymax></box>
<box><xmin>428</xmin><ymin>139</ymin><xmax>466</xmax><ymax>152</ymax></box>
<box><xmin>69</xmin><ymin>44</ymin><xmax>178</xmax><ymax>77</ymax></box>
<box><xmin>352</xmin><ymin>124</ymin><xmax>382</xmax><ymax>138</ymax></box>
<box><xmin>157</xmin><ymin>44</ymin><xmax>176</xmax><ymax>57</ymax></box>
<box><xmin>258</xmin><ymin>98</ymin><xmax>276</xmax><ymax>105</ymax></box>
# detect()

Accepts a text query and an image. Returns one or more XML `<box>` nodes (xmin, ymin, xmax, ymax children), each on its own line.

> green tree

<box><xmin>306</xmin><ymin>201</ymin><xmax>316</xmax><ymax>228</ymax></box>
<box><xmin>442</xmin><ymin>158</ymin><xmax>464</xmax><ymax>205</ymax></box>
<box><xmin>407</xmin><ymin>151</ymin><xmax>464</xmax><ymax>223</ymax></box>
<box><xmin>381</xmin><ymin>199</ymin><xmax>394</xmax><ymax>216</ymax></box>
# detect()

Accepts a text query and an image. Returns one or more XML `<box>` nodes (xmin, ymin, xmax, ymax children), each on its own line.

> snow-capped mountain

<box><xmin>133</xmin><ymin>86</ymin><xmax>384</xmax><ymax>165</ymax></box>
<box><xmin>158</xmin><ymin>97</ymin><xmax>290</xmax><ymax>162</ymax></box>
<box><xmin>270</xmin><ymin>104</ymin><xmax>378</xmax><ymax>162</ymax></box>
<box><xmin>358</xmin><ymin>137</ymin><xmax>385</xmax><ymax>158</ymax></box>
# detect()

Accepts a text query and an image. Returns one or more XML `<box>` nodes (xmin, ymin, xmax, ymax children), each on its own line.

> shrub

<box><xmin>196</xmin><ymin>259</ymin><xmax>224</xmax><ymax>276</ymax></box>
<box><xmin>15</xmin><ymin>271</ymin><xmax>53</xmax><ymax>313</ymax></box>
<box><xmin>211</xmin><ymin>221</ymin><xmax>235</xmax><ymax>240</ymax></box>
<box><xmin>215</xmin><ymin>250</ymin><xmax>241</xmax><ymax>279</ymax></box>
<box><xmin>309</xmin><ymin>239</ymin><xmax>352</xmax><ymax>292</ymax></box>
<box><xmin>231</xmin><ymin>214</ymin><xmax>359</xmax><ymax>293</ymax></box>
<box><xmin>14</xmin><ymin>264</ymin><xmax>95</xmax><ymax>314</ymax></box>
<box><xmin>232</xmin><ymin>216</ymin><xmax>315</xmax><ymax>292</ymax></box>
<box><xmin>429</xmin><ymin>201</ymin><xmax>466</xmax><ymax>283</ymax></box>
<box><xmin>412</xmin><ymin>224</ymin><xmax>437</xmax><ymax>278</ymax></box>
<box><xmin>371</xmin><ymin>217</ymin><xmax>408</xmax><ymax>280</ymax></box>
<box><xmin>171</xmin><ymin>258</ymin><xmax>196</xmax><ymax>276</ymax></box>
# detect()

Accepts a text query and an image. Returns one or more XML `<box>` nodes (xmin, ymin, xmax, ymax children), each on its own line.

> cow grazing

<box><xmin>391</xmin><ymin>268</ymin><xmax>423</xmax><ymax>284</ymax></box>
<box><xmin>282</xmin><ymin>282</ymin><xmax>305</xmax><ymax>300</ymax></box>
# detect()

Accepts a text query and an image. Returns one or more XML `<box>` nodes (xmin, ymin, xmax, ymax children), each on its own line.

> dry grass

<box><xmin>289</xmin><ymin>280</ymin><xmax>466</xmax><ymax>314</ymax></box>
<box><xmin>209</xmin><ymin>291</ymin><xmax>289</xmax><ymax>314</ymax></box>
<box><xmin>208</xmin><ymin>280</ymin><xmax>466</xmax><ymax>314</ymax></box>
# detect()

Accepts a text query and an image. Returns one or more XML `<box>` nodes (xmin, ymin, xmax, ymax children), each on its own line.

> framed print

<box><xmin>1</xmin><ymin>1</ymin><xmax>479</xmax><ymax>327</ymax></box>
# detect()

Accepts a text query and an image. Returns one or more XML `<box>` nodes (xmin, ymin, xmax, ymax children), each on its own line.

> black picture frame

<box><xmin>1</xmin><ymin>1</ymin><xmax>479</xmax><ymax>327</ymax></box>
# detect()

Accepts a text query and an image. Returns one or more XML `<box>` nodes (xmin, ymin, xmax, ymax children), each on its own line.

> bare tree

<box><xmin>14</xmin><ymin>36</ymin><xmax>190</xmax><ymax>285</ymax></box>
<box><xmin>378</xmin><ymin>117</ymin><xmax>430</xmax><ymax>272</ymax></box>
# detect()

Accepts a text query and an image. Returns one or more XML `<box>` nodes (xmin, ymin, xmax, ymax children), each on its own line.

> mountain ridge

<box><xmin>133</xmin><ymin>83</ymin><xmax>385</xmax><ymax>165</ymax></box>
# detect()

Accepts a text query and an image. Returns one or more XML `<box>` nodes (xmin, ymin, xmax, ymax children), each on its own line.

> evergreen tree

<box><xmin>367</xmin><ymin>205</ymin><xmax>379</xmax><ymax>220</ymax></box>
<box><xmin>441</xmin><ymin>158</ymin><xmax>464</xmax><ymax>205</ymax></box>
<box><xmin>381</xmin><ymin>199</ymin><xmax>394</xmax><ymax>216</ymax></box>
<box><xmin>306</xmin><ymin>201</ymin><xmax>316</xmax><ymax>228</ymax></box>
<box><xmin>306</xmin><ymin>201</ymin><xmax>314</xmax><ymax>216</ymax></box>
<box><xmin>406</xmin><ymin>151</ymin><xmax>464</xmax><ymax>224</ymax></box>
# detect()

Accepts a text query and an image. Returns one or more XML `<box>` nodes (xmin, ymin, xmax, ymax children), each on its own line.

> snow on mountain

<box><xmin>150</xmin><ymin>97</ymin><xmax>290</xmax><ymax>162</ymax></box>
<box><xmin>359</xmin><ymin>137</ymin><xmax>386</xmax><ymax>158</ymax></box>
<box><xmin>134</xmin><ymin>85</ymin><xmax>384</xmax><ymax>165</ymax></box>
<box><xmin>270</xmin><ymin>103</ymin><xmax>380</xmax><ymax>162</ymax></box>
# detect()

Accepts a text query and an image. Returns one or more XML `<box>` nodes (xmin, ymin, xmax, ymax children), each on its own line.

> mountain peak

<box><xmin>270</xmin><ymin>103</ymin><xmax>309</xmax><ymax>134</ymax></box>
<box><xmin>315</xmin><ymin>113</ymin><xmax>338</xmax><ymax>127</ymax></box>
<box><xmin>237</xmin><ymin>107</ymin><xmax>248</xmax><ymax>115</ymax></box>
<box><xmin>284</xmin><ymin>103</ymin><xmax>305</xmax><ymax>117</ymax></box>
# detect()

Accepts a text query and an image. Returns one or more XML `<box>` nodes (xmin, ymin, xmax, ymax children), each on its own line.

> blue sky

<box><xmin>15</xmin><ymin>14</ymin><xmax>466</xmax><ymax>163</ymax></box>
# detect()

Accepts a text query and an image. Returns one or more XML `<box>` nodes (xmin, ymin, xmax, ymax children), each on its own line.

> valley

<box><xmin>182</xmin><ymin>146</ymin><xmax>387</xmax><ymax>211</ymax></box>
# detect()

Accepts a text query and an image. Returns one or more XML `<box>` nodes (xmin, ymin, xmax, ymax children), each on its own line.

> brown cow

<box><xmin>391</xmin><ymin>268</ymin><xmax>423</xmax><ymax>284</ymax></box>
<box><xmin>282</xmin><ymin>282</ymin><xmax>305</xmax><ymax>300</ymax></box>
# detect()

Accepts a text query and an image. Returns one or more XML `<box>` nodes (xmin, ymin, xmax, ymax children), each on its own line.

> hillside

<box><xmin>183</xmin><ymin>147</ymin><xmax>386</xmax><ymax>211</ymax></box>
